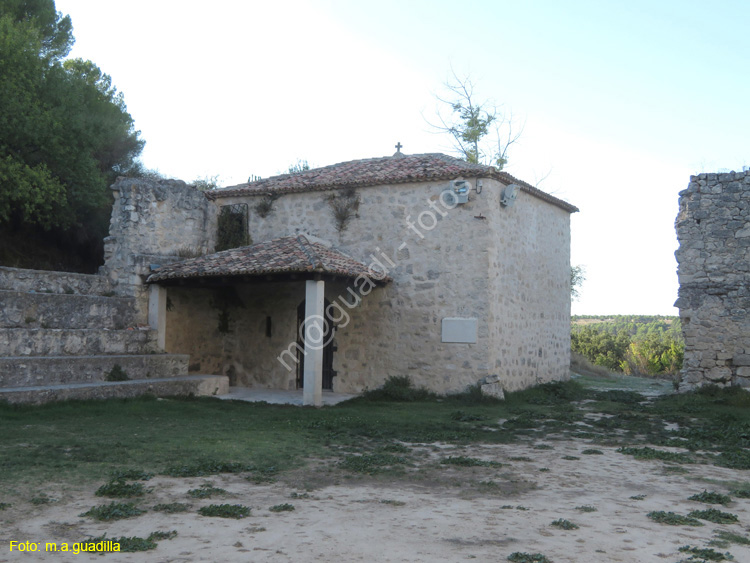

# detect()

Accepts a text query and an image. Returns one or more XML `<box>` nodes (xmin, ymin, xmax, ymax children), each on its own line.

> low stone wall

<box><xmin>0</xmin><ymin>266</ymin><xmax>113</xmax><ymax>295</ymax></box>
<box><xmin>0</xmin><ymin>291</ymin><xmax>135</xmax><ymax>329</ymax></box>
<box><xmin>675</xmin><ymin>170</ymin><xmax>750</xmax><ymax>388</ymax></box>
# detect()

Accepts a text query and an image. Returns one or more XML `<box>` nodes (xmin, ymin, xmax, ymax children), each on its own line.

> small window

<box><xmin>216</xmin><ymin>204</ymin><xmax>250</xmax><ymax>251</ymax></box>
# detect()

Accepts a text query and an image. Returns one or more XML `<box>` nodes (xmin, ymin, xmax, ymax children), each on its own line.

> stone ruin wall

<box><xmin>675</xmin><ymin>170</ymin><xmax>750</xmax><ymax>389</ymax></box>
<box><xmin>101</xmin><ymin>177</ymin><xmax>217</xmax><ymax>324</ymax></box>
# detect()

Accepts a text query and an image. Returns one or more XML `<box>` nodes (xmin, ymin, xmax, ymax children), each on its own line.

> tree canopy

<box><xmin>431</xmin><ymin>71</ymin><xmax>521</xmax><ymax>170</ymax></box>
<box><xmin>0</xmin><ymin>0</ymin><xmax>143</xmax><ymax>269</ymax></box>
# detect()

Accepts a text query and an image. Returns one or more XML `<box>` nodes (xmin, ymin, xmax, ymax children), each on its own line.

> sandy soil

<box><xmin>3</xmin><ymin>440</ymin><xmax>750</xmax><ymax>563</ymax></box>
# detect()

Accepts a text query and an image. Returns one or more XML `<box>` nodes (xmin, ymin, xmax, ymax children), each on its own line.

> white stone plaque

<box><xmin>441</xmin><ymin>317</ymin><xmax>478</xmax><ymax>343</ymax></box>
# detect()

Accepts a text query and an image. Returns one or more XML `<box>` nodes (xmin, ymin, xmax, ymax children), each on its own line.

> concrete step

<box><xmin>0</xmin><ymin>266</ymin><xmax>115</xmax><ymax>295</ymax></box>
<box><xmin>0</xmin><ymin>328</ymin><xmax>159</xmax><ymax>356</ymax></box>
<box><xmin>0</xmin><ymin>290</ymin><xmax>135</xmax><ymax>329</ymax></box>
<box><xmin>0</xmin><ymin>375</ymin><xmax>229</xmax><ymax>405</ymax></box>
<box><xmin>0</xmin><ymin>354</ymin><xmax>189</xmax><ymax>388</ymax></box>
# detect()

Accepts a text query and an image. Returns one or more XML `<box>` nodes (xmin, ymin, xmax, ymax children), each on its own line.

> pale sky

<box><xmin>55</xmin><ymin>0</ymin><xmax>750</xmax><ymax>316</ymax></box>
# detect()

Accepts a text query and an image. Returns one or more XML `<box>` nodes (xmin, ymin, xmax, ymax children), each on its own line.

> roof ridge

<box><xmin>296</xmin><ymin>235</ymin><xmax>323</xmax><ymax>270</ymax></box>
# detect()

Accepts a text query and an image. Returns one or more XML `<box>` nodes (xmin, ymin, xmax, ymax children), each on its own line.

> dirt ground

<box><xmin>3</xmin><ymin>439</ymin><xmax>750</xmax><ymax>563</ymax></box>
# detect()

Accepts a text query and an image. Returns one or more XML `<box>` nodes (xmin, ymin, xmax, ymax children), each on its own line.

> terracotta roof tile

<box><xmin>205</xmin><ymin>153</ymin><xmax>578</xmax><ymax>213</ymax></box>
<box><xmin>147</xmin><ymin>236</ymin><xmax>391</xmax><ymax>284</ymax></box>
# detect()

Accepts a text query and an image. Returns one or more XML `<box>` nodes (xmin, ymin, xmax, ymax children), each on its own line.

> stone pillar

<box><xmin>303</xmin><ymin>280</ymin><xmax>325</xmax><ymax>407</ymax></box>
<box><xmin>148</xmin><ymin>284</ymin><xmax>167</xmax><ymax>350</ymax></box>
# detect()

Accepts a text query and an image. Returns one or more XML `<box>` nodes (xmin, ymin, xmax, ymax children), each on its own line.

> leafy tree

<box><xmin>431</xmin><ymin>70</ymin><xmax>521</xmax><ymax>170</ymax></box>
<box><xmin>0</xmin><ymin>0</ymin><xmax>143</xmax><ymax>270</ymax></box>
<box><xmin>570</xmin><ymin>265</ymin><xmax>585</xmax><ymax>300</ymax></box>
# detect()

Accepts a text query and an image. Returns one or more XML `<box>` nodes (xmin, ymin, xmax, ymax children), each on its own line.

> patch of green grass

<box><xmin>581</xmin><ymin>449</ymin><xmax>604</xmax><ymax>455</ymax></box>
<box><xmin>714</xmin><ymin>450</ymin><xmax>750</xmax><ymax>470</ymax></box>
<box><xmin>80</xmin><ymin>502</ymin><xmax>145</xmax><ymax>521</ymax></box>
<box><xmin>95</xmin><ymin>480</ymin><xmax>146</xmax><ymax>498</ymax></box>
<box><xmin>152</xmin><ymin>502</ymin><xmax>191</xmax><ymax>513</ymax></box>
<box><xmin>0</xmin><ymin>502</ymin><xmax>10</xmax><ymax>510</ymax></box>
<box><xmin>357</xmin><ymin>376</ymin><xmax>439</xmax><ymax>402</ymax></box>
<box><xmin>687</xmin><ymin>508</ymin><xmax>739</xmax><ymax>524</ymax></box>
<box><xmin>30</xmin><ymin>494</ymin><xmax>51</xmax><ymax>505</ymax></box>
<box><xmin>550</xmin><ymin>518</ymin><xmax>579</xmax><ymax>530</ymax></box>
<box><xmin>561</xmin><ymin>455</ymin><xmax>580</xmax><ymax>460</ymax></box>
<box><xmin>594</xmin><ymin>390</ymin><xmax>646</xmax><ymax>404</ymax></box>
<box><xmin>688</xmin><ymin>490</ymin><xmax>732</xmax><ymax>505</ymax></box>
<box><xmin>630</xmin><ymin>494</ymin><xmax>647</xmax><ymax>501</ymax></box>
<box><xmin>164</xmin><ymin>459</ymin><xmax>250</xmax><ymax>477</ymax></box>
<box><xmin>508</xmin><ymin>456</ymin><xmax>533</xmax><ymax>462</ymax></box>
<box><xmin>269</xmin><ymin>503</ymin><xmax>295</xmax><ymax>512</ymax></box>
<box><xmin>380</xmin><ymin>499</ymin><xmax>406</xmax><ymax>506</ymax></box>
<box><xmin>111</xmin><ymin>469</ymin><xmax>153</xmax><ymax>481</ymax></box>
<box><xmin>678</xmin><ymin>545</ymin><xmax>734</xmax><ymax>561</ymax></box>
<box><xmin>339</xmin><ymin>453</ymin><xmax>407</xmax><ymax>474</ymax></box>
<box><xmin>198</xmin><ymin>504</ymin><xmax>250</xmax><ymax>519</ymax></box>
<box><xmin>507</xmin><ymin>553</ymin><xmax>551</xmax><ymax>563</ymax></box>
<box><xmin>440</xmin><ymin>456</ymin><xmax>502</xmax><ymax>467</ymax></box>
<box><xmin>647</xmin><ymin>511</ymin><xmax>703</xmax><ymax>526</ymax></box>
<box><xmin>450</xmin><ymin>410</ymin><xmax>485</xmax><ymax>422</ymax></box>
<box><xmin>617</xmin><ymin>446</ymin><xmax>694</xmax><ymax>464</ymax></box>
<box><xmin>187</xmin><ymin>483</ymin><xmax>228</xmax><ymax>499</ymax></box>
<box><xmin>575</xmin><ymin>505</ymin><xmax>597</xmax><ymax>512</ymax></box>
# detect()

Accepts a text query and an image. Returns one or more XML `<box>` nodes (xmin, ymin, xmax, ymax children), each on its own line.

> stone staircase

<box><xmin>0</xmin><ymin>266</ymin><xmax>227</xmax><ymax>404</ymax></box>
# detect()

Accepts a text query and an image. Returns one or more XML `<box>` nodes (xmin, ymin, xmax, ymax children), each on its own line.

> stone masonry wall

<box><xmin>101</xmin><ymin>177</ymin><xmax>217</xmax><ymax>324</ymax></box>
<box><xmin>675</xmin><ymin>170</ymin><xmax>750</xmax><ymax>388</ymax></box>
<box><xmin>213</xmin><ymin>176</ymin><xmax>572</xmax><ymax>395</ymax></box>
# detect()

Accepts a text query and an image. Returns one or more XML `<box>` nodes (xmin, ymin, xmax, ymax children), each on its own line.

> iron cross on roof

<box><xmin>395</xmin><ymin>142</ymin><xmax>403</xmax><ymax>153</ymax></box>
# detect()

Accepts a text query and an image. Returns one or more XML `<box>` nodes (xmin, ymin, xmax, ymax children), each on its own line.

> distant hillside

<box><xmin>571</xmin><ymin>315</ymin><xmax>683</xmax><ymax>378</ymax></box>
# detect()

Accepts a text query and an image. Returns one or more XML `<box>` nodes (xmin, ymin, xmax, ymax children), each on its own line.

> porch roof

<box><xmin>146</xmin><ymin>235</ymin><xmax>392</xmax><ymax>284</ymax></box>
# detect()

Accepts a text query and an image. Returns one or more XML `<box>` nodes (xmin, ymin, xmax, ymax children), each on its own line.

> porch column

<box><xmin>148</xmin><ymin>284</ymin><xmax>167</xmax><ymax>350</ymax></box>
<box><xmin>303</xmin><ymin>280</ymin><xmax>325</xmax><ymax>407</ymax></box>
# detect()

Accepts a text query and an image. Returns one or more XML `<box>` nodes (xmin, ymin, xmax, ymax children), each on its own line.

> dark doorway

<box><xmin>296</xmin><ymin>300</ymin><xmax>336</xmax><ymax>390</ymax></box>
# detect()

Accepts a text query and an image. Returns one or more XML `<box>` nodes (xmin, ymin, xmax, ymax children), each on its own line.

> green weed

<box><xmin>711</xmin><ymin>530</ymin><xmax>750</xmax><ymax>547</ymax></box>
<box><xmin>688</xmin><ymin>490</ymin><xmax>732</xmax><ymax>505</ymax></box>
<box><xmin>678</xmin><ymin>545</ymin><xmax>734</xmax><ymax>561</ymax></box>
<box><xmin>148</xmin><ymin>530</ymin><xmax>178</xmax><ymax>541</ymax></box>
<box><xmin>647</xmin><ymin>511</ymin><xmax>703</xmax><ymax>526</ymax></box>
<box><xmin>198</xmin><ymin>504</ymin><xmax>250</xmax><ymax>519</ymax></box>
<box><xmin>269</xmin><ymin>503</ymin><xmax>295</xmax><ymax>512</ymax></box>
<box><xmin>106</xmin><ymin>364</ymin><xmax>129</xmax><ymax>382</ymax></box>
<box><xmin>507</xmin><ymin>553</ymin><xmax>551</xmax><ymax>563</ymax></box>
<box><xmin>550</xmin><ymin>519</ymin><xmax>579</xmax><ymax>530</ymax></box>
<box><xmin>80</xmin><ymin>502</ymin><xmax>145</xmax><ymax>521</ymax></box>
<box><xmin>187</xmin><ymin>484</ymin><xmax>228</xmax><ymax>499</ymax></box>
<box><xmin>687</xmin><ymin>508</ymin><xmax>739</xmax><ymax>524</ymax></box>
<box><xmin>95</xmin><ymin>480</ymin><xmax>146</xmax><ymax>498</ymax></box>
<box><xmin>79</xmin><ymin>535</ymin><xmax>156</xmax><ymax>552</ymax></box>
